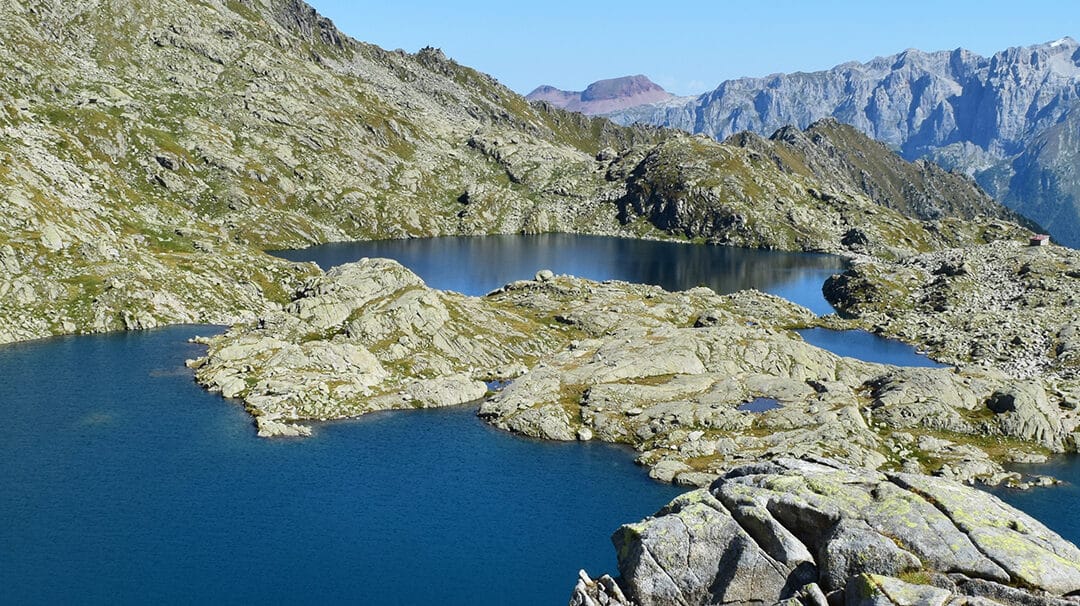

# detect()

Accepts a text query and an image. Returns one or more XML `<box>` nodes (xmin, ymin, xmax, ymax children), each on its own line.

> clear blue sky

<box><xmin>308</xmin><ymin>1</ymin><xmax>1077</xmax><ymax>96</ymax></box>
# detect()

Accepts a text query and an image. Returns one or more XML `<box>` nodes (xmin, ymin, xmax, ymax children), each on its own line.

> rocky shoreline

<box><xmin>181</xmin><ymin>239</ymin><xmax>1080</xmax><ymax>606</ymax></box>
<box><xmin>824</xmin><ymin>241</ymin><xmax>1080</xmax><ymax>406</ymax></box>
<box><xmin>190</xmin><ymin>257</ymin><xmax>1077</xmax><ymax>490</ymax></box>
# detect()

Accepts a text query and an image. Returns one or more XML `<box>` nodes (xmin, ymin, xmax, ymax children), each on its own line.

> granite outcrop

<box><xmin>571</xmin><ymin>458</ymin><xmax>1080</xmax><ymax>606</ymax></box>
<box><xmin>193</xmin><ymin>260</ymin><xmax>1078</xmax><ymax>489</ymax></box>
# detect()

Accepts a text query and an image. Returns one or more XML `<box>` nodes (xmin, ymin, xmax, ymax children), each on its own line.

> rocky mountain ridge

<box><xmin>727</xmin><ymin>118</ymin><xmax>1035</xmax><ymax>227</ymax></box>
<box><xmin>526</xmin><ymin>75</ymin><xmax>673</xmax><ymax>115</ymax></box>
<box><xmin>0</xmin><ymin>0</ymin><xmax>1029</xmax><ymax>344</ymax></box>
<box><xmin>602</xmin><ymin>38</ymin><xmax>1080</xmax><ymax>246</ymax></box>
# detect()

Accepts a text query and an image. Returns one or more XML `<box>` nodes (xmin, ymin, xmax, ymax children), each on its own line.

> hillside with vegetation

<box><xmin>0</xmin><ymin>0</ymin><xmax>1030</xmax><ymax>343</ymax></box>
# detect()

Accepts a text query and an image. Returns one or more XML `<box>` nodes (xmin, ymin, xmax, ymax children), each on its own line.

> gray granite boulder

<box><xmin>574</xmin><ymin>458</ymin><xmax>1080</xmax><ymax>605</ymax></box>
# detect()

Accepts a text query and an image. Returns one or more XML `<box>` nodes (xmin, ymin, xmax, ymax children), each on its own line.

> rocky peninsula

<box><xmin>191</xmin><ymin>257</ymin><xmax>1078</xmax><ymax>489</ymax></box>
<box><xmin>825</xmin><ymin>240</ymin><xmax>1080</xmax><ymax>402</ymax></box>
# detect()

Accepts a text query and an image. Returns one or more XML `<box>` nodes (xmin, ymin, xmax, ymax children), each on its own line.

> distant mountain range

<box><xmin>547</xmin><ymin>39</ymin><xmax>1080</xmax><ymax>247</ymax></box>
<box><xmin>526</xmin><ymin>75</ymin><xmax>672</xmax><ymax>115</ymax></box>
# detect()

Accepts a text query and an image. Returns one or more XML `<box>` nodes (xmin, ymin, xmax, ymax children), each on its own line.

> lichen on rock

<box><xmin>572</xmin><ymin>458</ymin><xmax>1080</xmax><ymax>606</ymax></box>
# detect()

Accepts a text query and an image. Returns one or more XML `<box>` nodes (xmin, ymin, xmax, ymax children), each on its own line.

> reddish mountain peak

<box><xmin>580</xmin><ymin>75</ymin><xmax>666</xmax><ymax>101</ymax></box>
<box><xmin>526</xmin><ymin>75</ymin><xmax>672</xmax><ymax>115</ymax></box>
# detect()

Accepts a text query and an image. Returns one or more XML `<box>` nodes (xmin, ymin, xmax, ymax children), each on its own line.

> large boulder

<box><xmin>611</xmin><ymin>490</ymin><xmax>815</xmax><ymax>605</ymax></box>
<box><xmin>574</xmin><ymin>458</ymin><xmax>1080</xmax><ymax>605</ymax></box>
<box><xmin>816</xmin><ymin>520</ymin><xmax>920</xmax><ymax>592</ymax></box>
<box><xmin>984</xmin><ymin>381</ymin><xmax>1068</xmax><ymax>451</ymax></box>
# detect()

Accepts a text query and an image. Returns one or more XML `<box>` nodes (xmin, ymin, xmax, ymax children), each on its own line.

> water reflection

<box><xmin>273</xmin><ymin>234</ymin><xmax>847</xmax><ymax>315</ymax></box>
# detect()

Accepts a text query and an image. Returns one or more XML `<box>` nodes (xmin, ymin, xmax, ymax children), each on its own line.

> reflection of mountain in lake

<box><xmin>274</xmin><ymin>234</ymin><xmax>847</xmax><ymax>314</ymax></box>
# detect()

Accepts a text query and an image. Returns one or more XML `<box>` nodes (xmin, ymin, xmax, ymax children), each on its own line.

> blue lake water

<box><xmin>988</xmin><ymin>455</ymin><xmax>1080</xmax><ymax>545</ymax></box>
<box><xmin>272</xmin><ymin>234</ymin><xmax>847</xmax><ymax>315</ymax></box>
<box><xmin>797</xmin><ymin>328</ymin><xmax>947</xmax><ymax>368</ymax></box>
<box><xmin>0</xmin><ymin>327</ymin><xmax>683</xmax><ymax>605</ymax></box>
<box><xmin>273</xmin><ymin>235</ymin><xmax>1079</xmax><ymax>548</ymax></box>
<box><xmin>2</xmin><ymin>235</ymin><xmax>1076</xmax><ymax>605</ymax></box>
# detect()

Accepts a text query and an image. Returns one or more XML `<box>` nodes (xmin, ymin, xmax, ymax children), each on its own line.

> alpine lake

<box><xmin>2</xmin><ymin>234</ymin><xmax>1075</xmax><ymax>605</ymax></box>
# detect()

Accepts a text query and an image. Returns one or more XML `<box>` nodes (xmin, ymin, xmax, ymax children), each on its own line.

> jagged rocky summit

<box><xmin>602</xmin><ymin>38</ymin><xmax>1080</xmax><ymax>247</ymax></box>
<box><xmin>527</xmin><ymin>75</ymin><xmax>674</xmax><ymax>115</ymax></box>
<box><xmin>571</xmin><ymin>457</ymin><xmax>1080</xmax><ymax>606</ymax></box>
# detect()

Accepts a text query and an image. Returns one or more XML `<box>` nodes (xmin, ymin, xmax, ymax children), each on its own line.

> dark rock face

<box><xmin>608</xmin><ymin>38</ymin><xmax>1080</xmax><ymax>246</ymax></box>
<box><xmin>273</xmin><ymin>0</ymin><xmax>345</xmax><ymax>48</ymax></box>
<box><xmin>526</xmin><ymin>75</ymin><xmax>674</xmax><ymax>115</ymax></box>
<box><xmin>986</xmin><ymin>104</ymin><xmax>1080</xmax><ymax>248</ymax></box>
<box><xmin>572</xmin><ymin>458</ymin><xmax>1080</xmax><ymax>606</ymax></box>
<box><xmin>728</xmin><ymin>119</ymin><xmax>1033</xmax><ymax>226</ymax></box>
<box><xmin>610</xmin><ymin>123</ymin><xmax>1032</xmax><ymax>256</ymax></box>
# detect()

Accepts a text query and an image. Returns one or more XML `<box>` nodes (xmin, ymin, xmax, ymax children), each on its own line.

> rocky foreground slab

<box><xmin>571</xmin><ymin>457</ymin><xmax>1080</xmax><ymax>606</ymax></box>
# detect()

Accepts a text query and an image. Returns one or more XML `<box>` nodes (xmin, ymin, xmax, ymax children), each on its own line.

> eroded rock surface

<box><xmin>571</xmin><ymin>458</ymin><xmax>1080</xmax><ymax>606</ymax></box>
<box><xmin>194</xmin><ymin>260</ymin><xmax>1077</xmax><ymax>488</ymax></box>
<box><xmin>825</xmin><ymin>241</ymin><xmax>1080</xmax><ymax>455</ymax></box>
<box><xmin>826</xmin><ymin>241</ymin><xmax>1079</xmax><ymax>377</ymax></box>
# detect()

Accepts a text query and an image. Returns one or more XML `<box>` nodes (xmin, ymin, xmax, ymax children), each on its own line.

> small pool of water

<box><xmin>737</xmin><ymin>397</ymin><xmax>783</xmax><ymax>413</ymax></box>
<box><xmin>272</xmin><ymin>234</ymin><xmax>847</xmax><ymax>315</ymax></box>
<box><xmin>797</xmin><ymin>328</ymin><xmax>946</xmax><ymax>368</ymax></box>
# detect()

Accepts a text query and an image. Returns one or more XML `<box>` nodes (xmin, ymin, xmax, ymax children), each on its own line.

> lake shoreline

<box><xmin>192</xmin><ymin>249</ymin><xmax>1075</xmax><ymax>492</ymax></box>
<box><xmin>4</xmin><ymin>234</ymin><xmax>1078</xmax><ymax>605</ymax></box>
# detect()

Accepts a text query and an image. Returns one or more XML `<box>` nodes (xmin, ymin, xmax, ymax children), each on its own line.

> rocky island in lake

<box><xmin>1</xmin><ymin>0</ymin><xmax>1079</xmax><ymax>605</ymax></box>
<box><xmin>191</xmin><ymin>249</ymin><xmax>1078</xmax><ymax>488</ymax></box>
